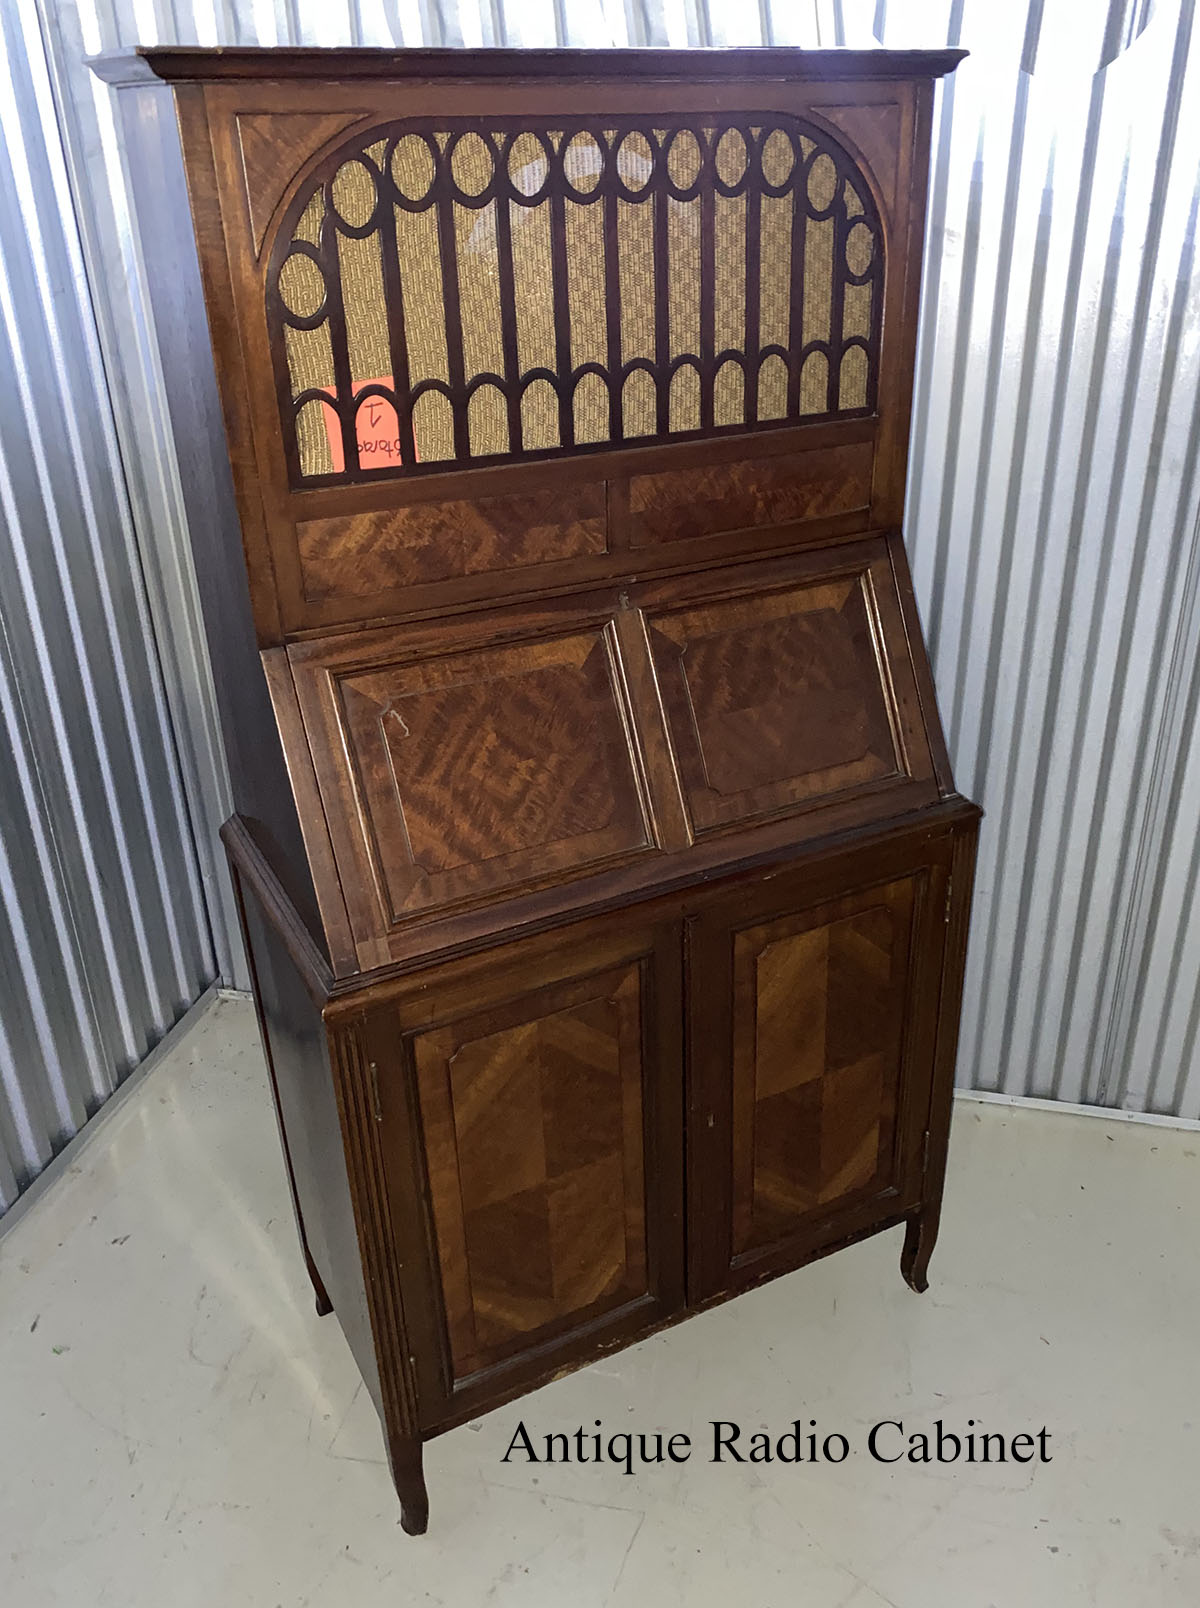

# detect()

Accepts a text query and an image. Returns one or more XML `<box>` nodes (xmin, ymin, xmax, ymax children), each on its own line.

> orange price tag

<box><xmin>323</xmin><ymin>378</ymin><xmax>413</xmax><ymax>472</ymax></box>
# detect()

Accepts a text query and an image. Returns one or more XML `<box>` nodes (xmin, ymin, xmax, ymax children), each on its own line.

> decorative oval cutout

<box><xmin>714</xmin><ymin>127</ymin><xmax>748</xmax><ymax>188</ymax></box>
<box><xmin>563</xmin><ymin>132</ymin><xmax>604</xmax><ymax>195</ymax></box>
<box><xmin>573</xmin><ymin>371</ymin><xmax>609</xmax><ymax>444</ymax></box>
<box><xmin>617</xmin><ymin>130</ymin><xmax>654</xmax><ymax>192</ymax></box>
<box><xmin>807</xmin><ymin>153</ymin><xmax>839</xmax><ymax>212</ymax></box>
<box><xmin>468</xmin><ymin>383</ymin><xmax>508</xmax><ymax>457</ymax></box>
<box><xmin>278</xmin><ymin>251</ymin><xmax>325</xmax><ymax>319</ymax></box>
<box><xmin>757</xmin><ymin>352</ymin><xmax>789</xmax><ymax>421</ymax></box>
<box><xmin>840</xmin><ymin>347</ymin><xmax>869</xmax><ymax>411</ymax></box>
<box><xmin>391</xmin><ymin>135</ymin><xmax>436</xmax><ymax>204</ymax></box>
<box><xmin>846</xmin><ymin>221</ymin><xmax>875</xmax><ymax>277</ymax></box>
<box><xmin>330</xmin><ymin>159</ymin><xmax>378</xmax><ymax>229</ymax></box>
<box><xmin>353</xmin><ymin>391</ymin><xmax>402</xmax><ymax>471</ymax></box>
<box><xmin>450</xmin><ymin>132</ymin><xmax>493</xmax><ymax>197</ymax></box>
<box><xmin>798</xmin><ymin>349</ymin><xmax>829</xmax><ymax>414</ymax></box>
<box><xmin>622</xmin><ymin>369</ymin><xmax>657</xmax><ymax>437</ymax></box>
<box><xmin>508</xmin><ymin>130</ymin><xmax>550</xmax><ymax>199</ymax></box>
<box><xmin>668</xmin><ymin>364</ymin><xmax>701</xmax><ymax>433</ymax></box>
<box><xmin>295</xmin><ymin>396</ymin><xmax>338</xmax><ymax>476</ymax></box>
<box><xmin>713</xmin><ymin>358</ymin><xmax>744</xmax><ymax>427</ymax></box>
<box><xmin>667</xmin><ymin>129</ymin><xmax>702</xmax><ymax>190</ymax></box>
<box><xmin>760</xmin><ymin>128</ymin><xmax>795</xmax><ymax>187</ymax></box>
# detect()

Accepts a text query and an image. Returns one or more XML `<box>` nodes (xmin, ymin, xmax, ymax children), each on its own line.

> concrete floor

<box><xmin>2</xmin><ymin>995</ymin><xmax>1199</xmax><ymax>1607</ymax></box>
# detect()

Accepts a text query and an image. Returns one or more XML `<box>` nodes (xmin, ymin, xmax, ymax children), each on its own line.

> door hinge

<box><xmin>368</xmin><ymin>1059</ymin><xmax>383</xmax><ymax>1123</ymax></box>
<box><xmin>921</xmin><ymin>1129</ymin><xmax>931</xmax><ymax>1176</ymax></box>
<box><xmin>943</xmin><ymin>874</ymin><xmax>954</xmax><ymax>925</ymax></box>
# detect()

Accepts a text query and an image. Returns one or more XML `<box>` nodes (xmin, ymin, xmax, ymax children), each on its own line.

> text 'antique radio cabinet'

<box><xmin>93</xmin><ymin>44</ymin><xmax>977</xmax><ymax>1533</ymax></box>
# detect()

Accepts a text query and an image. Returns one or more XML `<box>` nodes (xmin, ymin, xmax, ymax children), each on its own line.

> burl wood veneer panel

<box><xmin>627</xmin><ymin>441</ymin><xmax>873</xmax><ymax>547</ymax></box>
<box><xmin>292</xmin><ymin>624</ymin><xmax>654</xmax><ymax>943</ymax></box>
<box><xmin>645</xmin><ymin>556</ymin><xmax>925</xmax><ymax>835</ymax></box>
<box><xmin>731</xmin><ymin>877</ymin><xmax>915</xmax><ymax>1255</ymax></box>
<box><xmin>413</xmin><ymin>962</ymin><xmax>648</xmax><ymax>1380</ymax></box>
<box><xmin>296</xmin><ymin>480</ymin><xmax>607</xmax><ymax>602</ymax></box>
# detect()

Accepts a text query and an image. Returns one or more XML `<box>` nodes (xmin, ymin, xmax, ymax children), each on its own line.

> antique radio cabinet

<box><xmin>93</xmin><ymin>44</ymin><xmax>978</xmax><ymax>1534</ymax></box>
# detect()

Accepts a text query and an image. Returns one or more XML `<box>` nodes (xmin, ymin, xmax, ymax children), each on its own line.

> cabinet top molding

<box><xmin>88</xmin><ymin>45</ymin><xmax>968</xmax><ymax>88</ymax></box>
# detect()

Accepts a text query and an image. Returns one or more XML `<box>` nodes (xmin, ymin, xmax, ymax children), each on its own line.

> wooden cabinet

<box><xmin>94</xmin><ymin>43</ymin><xmax>978</xmax><ymax>1534</ymax></box>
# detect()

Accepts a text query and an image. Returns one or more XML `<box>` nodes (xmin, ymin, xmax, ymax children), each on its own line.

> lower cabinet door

<box><xmin>369</xmin><ymin>917</ymin><xmax>685</xmax><ymax>1427</ymax></box>
<box><xmin>687</xmin><ymin>830</ymin><xmax>953</xmax><ymax>1302</ymax></box>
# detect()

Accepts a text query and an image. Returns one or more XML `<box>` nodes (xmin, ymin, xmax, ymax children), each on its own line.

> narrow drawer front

<box><xmin>296</xmin><ymin>480</ymin><xmax>607</xmax><ymax>602</ymax></box>
<box><xmin>627</xmin><ymin>441</ymin><xmax>874</xmax><ymax>547</ymax></box>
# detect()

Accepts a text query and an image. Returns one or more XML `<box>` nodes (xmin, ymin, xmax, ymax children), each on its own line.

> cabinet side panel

<box><xmin>113</xmin><ymin>80</ymin><xmax>324</xmax><ymax>952</ymax></box>
<box><xmin>237</xmin><ymin>869</ymin><xmax>381</xmax><ymax>1410</ymax></box>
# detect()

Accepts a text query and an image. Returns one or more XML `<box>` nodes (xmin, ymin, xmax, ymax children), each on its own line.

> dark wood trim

<box><xmin>221</xmin><ymin>813</ymin><xmax>335</xmax><ymax>1000</ymax></box>
<box><xmin>287</xmin><ymin>413</ymin><xmax>876</xmax><ymax>518</ymax></box>
<box><xmin>885</xmin><ymin>527</ymin><xmax>955</xmax><ymax>796</ymax></box>
<box><xmin>869</xmin><ymin>78</ymin><xmax>932</xmax><ymax>529</ymax></box>
<box><xmin>903</xmin><ymin>811</ymin><xmax>980</xmax><ymax>1291</ymax></box>
<box><xmin>325</xmin><ymin>1013</ymin><xmax>424</xmax><ymax>1527</ymax></box>
<box><xmin>260</xmin><ymin>647</ymin><xmax>359</xmax><ymax>974</ymax></box>
<box><xmin>171</xmin><ymin>84</ymin><xmax>286</xmax><ymax>647</ymax></box>
<box><xmin>91</xmin><ymin>47</ymin><xmax>969</xmax><ymax>88</ymax></box>
<box><xmin>321</xmin><ymin>794</ymin><xmax>981</xmax><ymax>1011</ymax></box>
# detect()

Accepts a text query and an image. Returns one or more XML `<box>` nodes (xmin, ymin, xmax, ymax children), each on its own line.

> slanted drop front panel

<box><xmin>291</xmin><ymin>623</ymin><xmax>654</xmax><ymax>944</ymax></box>
<box><xmin>283</xmin><ymin>538</ymin><xmax>943</xmax><ymax>965</ymax></box>
<box><xmin>643</xmin><ymin>546</ymin><xmax>932</xmax><ymax>837</ymax></box>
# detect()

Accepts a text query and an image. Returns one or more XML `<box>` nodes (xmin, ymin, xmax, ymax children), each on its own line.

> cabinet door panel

<box><xmin>415</xmin><ymin>964</ymin><xmax>648</xmax><ymax>1377</ymax></box>
<box><xmin>689</xmin><ymin>833</ymin><xmax>950</xmax><ymax>1301</ymax></box>
<box><xmin>730</xmin><ymin>881</ymin><xmax>913</xmax><ymax>1256</ymax></box>
<box><xmin>373</xmin><ymin>918</ymin><xmax>684</xmax><ymax>1421</ymax></box>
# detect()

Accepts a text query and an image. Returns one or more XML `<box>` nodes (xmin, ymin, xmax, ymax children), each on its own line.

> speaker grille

<box><xmin>268</xmin><ymin>117</ymin><xmax>883</xmax><ymax>484</ymax></box>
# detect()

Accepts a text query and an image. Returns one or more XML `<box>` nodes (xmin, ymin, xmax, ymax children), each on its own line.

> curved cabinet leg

<box><xmin>901</xmin><ymin>1207</ymin><xmax>938</xmax><ymax>1294</ymax></box>
<box><xmin>388</xmin><ymin>1434</ymin><xmax>429</xmax><ymax>1536</ymax></box>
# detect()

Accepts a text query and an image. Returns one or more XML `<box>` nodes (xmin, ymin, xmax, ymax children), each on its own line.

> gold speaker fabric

<box><xmin>270</xmin><ymin>117</ymin><xmax>883</xmax><ymax>482</ymax></box>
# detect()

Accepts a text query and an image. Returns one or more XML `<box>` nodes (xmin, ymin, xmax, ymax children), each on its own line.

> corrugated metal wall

<box><xmin>0</xmin><ymin>0</ymin><xmax>216</xmax><ymax>1212</ymax></box>
<box><xmin>890</xmin><ymin>0</ymin><xmax>1200</xmax><ymax>1115</ymax></box>
<box><xmin>3</xmin><ymin>0</ymin><xmax>1199</xmax><ymax>1212</ymax></box>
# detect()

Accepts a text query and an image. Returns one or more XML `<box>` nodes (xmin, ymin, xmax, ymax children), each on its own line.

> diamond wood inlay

<box><xmin>731</xmin><ymin>879</ymin><xmax>915</xmax><ymax>1254</ymax></box>
<box><xmin>413</xmin><ymin>964</ymin><xmax>647</xmax><ymax>1378</ymax></box>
